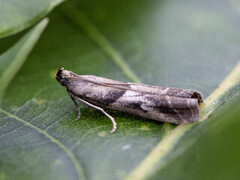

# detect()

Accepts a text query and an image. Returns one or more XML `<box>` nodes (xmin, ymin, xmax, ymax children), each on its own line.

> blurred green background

<box><xmin>0</xmin><ymin>0</ymin><xmax>240</xmax><ymax>179</ymax></box>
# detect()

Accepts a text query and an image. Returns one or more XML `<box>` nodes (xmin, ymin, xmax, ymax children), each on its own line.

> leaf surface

<box><xmin>0</xmin><ymin>18</ymin><xmax>48</xmax><ymax>98</ymax></box>
<box><xmin>0</xmin><ymin>0</ymin><xmax>240</xmax><ymax>180</ymax></box>
<box><xmin>0</xmin><ymin>0</ymin><xmax>64</xmax><ymax>38</ymax></box>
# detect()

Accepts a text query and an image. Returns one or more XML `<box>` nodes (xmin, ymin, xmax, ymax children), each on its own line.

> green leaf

<box><xmin>126</xmin><ymin>65</ymin><xmax>240</xmax><ymax>179</ymax></box>
<box><xmin>0</xmin><ymin>0</ymin><xmax>64</xmax><ymax>38</ymax></box>
<box><xmin>1</xmin><ymin>0</ymin><xmax>240</xmax><ymax>180</ymax></box>
<box><xmin>0</xmin><ymin>18</ymin><xmax>49</xmax><ymax>99</ymax></box>
<box><xmin>149</xmin><ymin>86</ymin><xmax>240</xmax><ymax>180</ymax></box>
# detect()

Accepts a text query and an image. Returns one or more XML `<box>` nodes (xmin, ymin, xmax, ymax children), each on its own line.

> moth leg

<box><xmin>67</xmin><ymin>91</ymin><xmax>117</xmax><ymax>133</ymax></box>
<box><xmin>67</xmin><ymin>90</ymin><xmax>81</xmax><ymax>120</ymax></box>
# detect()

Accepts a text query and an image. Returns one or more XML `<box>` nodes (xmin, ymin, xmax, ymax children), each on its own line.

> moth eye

<box><xmin>56</xmin><ymin>69</ymin><xmax>62</xmax><ymax>78</ymax></box>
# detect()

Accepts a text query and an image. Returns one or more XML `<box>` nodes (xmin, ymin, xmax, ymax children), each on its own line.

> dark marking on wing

<box><xmin>156</xmin><ymin>106</ymin><xmax>181</xmax><ymax>121</ymax></box>
<box><xmin>126</xmin><ymin>102</ymin><xmax>148</xmax><ymax>113</ymax></box>
<box><xmin>101</xmin><ymin>90</ymin><xmax>126</xmax><ymax>105</ymax></box>
<box><xmin>146</xmin><ymin>97</ymin><xmax>183</xmax><ymax>122</ymax></box>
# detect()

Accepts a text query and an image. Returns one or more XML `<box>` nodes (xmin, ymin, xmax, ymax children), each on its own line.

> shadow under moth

<box><xmin>56</xmin><ymin>67</ymin><xmax>203</xmax><ymax>133</ymax></box>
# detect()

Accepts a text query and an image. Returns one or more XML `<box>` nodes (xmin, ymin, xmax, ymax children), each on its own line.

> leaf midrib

<box><xmin>125</xmin><ymin>61</ymin><xmax>240</xmax><ymax>180</ymax></box>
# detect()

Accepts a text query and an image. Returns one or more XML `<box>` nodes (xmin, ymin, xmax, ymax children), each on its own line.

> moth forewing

<box><xmin>69</xmin><ymin>75</ymin><xmax>203</xmax><ymax>103</ymax></box>
<box><xmin>56</xmin><ymin>67</ymin><xmax>203</xmax><ymax>133</ymax></box>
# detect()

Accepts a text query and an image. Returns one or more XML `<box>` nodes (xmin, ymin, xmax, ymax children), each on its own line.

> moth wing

<box><xmin>117</xmin><ymin>93</ymin><xmax>200</xmax><ymax>124</ymax></box>
<box><xmin>144</xmin><ymin>94</ymin><xmax>200</xmax><ymax>123</ymax></box>
<box><xmin>69</xmin><ymin>74</ymin><xmax>201</xmax><ymax>124</ymax></box>
<box><xmin>73</xmin><ymin>75</ymin><xmax>203</xmax><ymax>103</ymax></box>
<box><xmin>100</xmin><ymin>82</ymin><xmax>203</xmax><ymax>103</ymax></box>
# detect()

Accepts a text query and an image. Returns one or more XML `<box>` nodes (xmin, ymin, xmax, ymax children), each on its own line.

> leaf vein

<box><xmin>0</xmin><ymin>108</ymin><xmax>86</xmax><ymax>180</ymax></box>
<box><xmin>125</xmin><ymin>60</ymin><xmax>240</xmax><ymax>180</ymax></box>
<box><xmin>58</xmin><ymin>4</ymin><xmax>141</xmax><ymax>83</ymax></box>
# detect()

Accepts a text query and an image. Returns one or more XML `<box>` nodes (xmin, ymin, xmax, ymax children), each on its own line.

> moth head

<box><xmin>56</xmin><ymin>67</ymin><xmax>69</xmax><ymax>86</ymax></box>
<box><xmin>191</xmin><ymin>91</ymin><xmax>204</xmax><ymax>104</ymax></box>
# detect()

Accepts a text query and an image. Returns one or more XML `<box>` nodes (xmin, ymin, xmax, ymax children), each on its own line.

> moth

<box><xmin>56</xmin><ymin>67</ymin><xmax>203</xmax><ymax>133</ymax></box>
